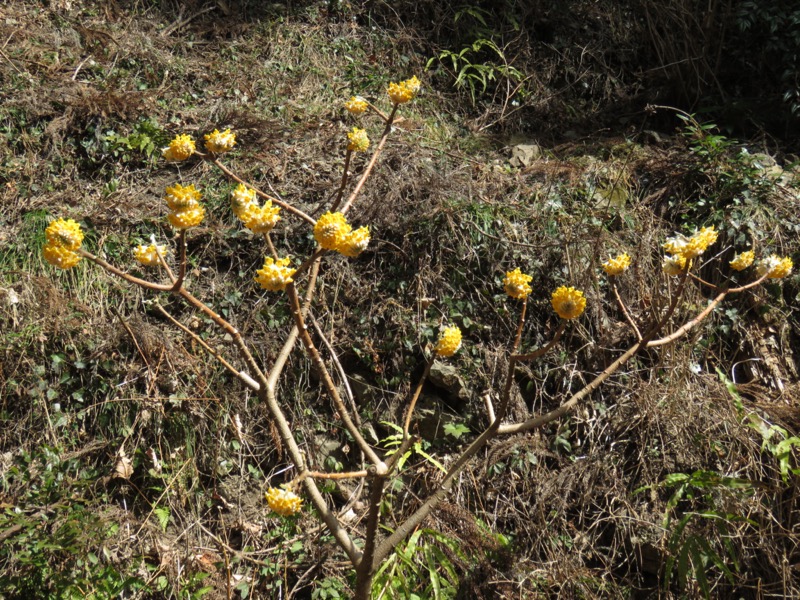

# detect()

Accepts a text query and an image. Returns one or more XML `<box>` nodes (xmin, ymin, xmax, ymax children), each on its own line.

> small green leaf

<box><xmin>154</xmin><ymin>507</ymin><xmax>170</xmax><ymax>532</ymax></box>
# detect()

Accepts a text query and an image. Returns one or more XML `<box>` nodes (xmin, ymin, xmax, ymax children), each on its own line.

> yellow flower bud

<box><xmin>133</xmin><ymin>244</ymin><xmax>169</xmax><ymax>267</ymax></box>
<box><xmin>662</xmin><ymin>254</ymin><xmax>687</xmax><ymax>276</ymax></box>
<box><xmin>165</xmin><ymin>183</ymin><xmax>202</xmax><ymax>211</ymax></box>
<box><xmin>230</xmin><ymin>184</ymin><xmax>258</xmax><ymax>221</ymax></box>
<box><xmin>244</xmin><ymin>202</ymin><xmax>281</xmax><ymax>234</ymax></box>
<box><xmin>387</xmin><ymin>76</ymin><xmax>421</xmax><ymax>104</ymax></box>
<box><xmin>663</xmin><ymin>226</ymin><xmax>718</xmax><ymax>261</ymax></box>
<box><xmin>756</xmin><ymin>255</ymin><xmax>793</xmax><ymax>279</ymax></box>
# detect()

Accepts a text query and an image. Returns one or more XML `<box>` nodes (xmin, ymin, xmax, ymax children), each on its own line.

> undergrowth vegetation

<box><xmin>1</xmin><ymin>1</ymin><xmax>799</xmax><ymax>599</ymax></box>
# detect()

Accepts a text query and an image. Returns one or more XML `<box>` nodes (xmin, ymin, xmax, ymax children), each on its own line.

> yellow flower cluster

<box><xmin>756</xmin><ymin>255</ymin><xmax>794</xmax><ymax>279</ymax></box>
<box><xmin>661</xmin><ymin>226</ymin><xmax>717</xmax><ymax>276</ymax></box>
<box><xmin>387</xmin><ymin>76</ymin><xmax>421</xmax><ymax>104</ymax></box>
<box><xmin>729</xmin><ymin>250</ymin><xmax>755</xmax><ymax>271</ymax></box>
<box><xmin>551</xmin><ymin>286</ymin><xmax>586</xmax><ymax>320</ymax></box>
<box><xmin>313</xmin><ymin>212</ymin><xmax>371</xmax><ymax>257</ymax></box>
<box><xmin>265</xmin><ymin>486</ymin><xmax>303</xmax><ymax>516</ymax></box>
<box><xmin>230</xmin><ymin>185</ymin><xmax>282</xmax><ymax>234</ymax></box>
<box><xmin>344</xmin><ymin>96</ymin><xmax>368</xmax><ymax>115</ymax></box>
<box><xmin>434</xmin><ymin>326</ymin><xmax>462</xmax><ymax>358</ymax></box>
<box><xmin>503</xmin><ymin>268</ymin><xmax>533</xmax><ymax>299</ymax></box>
<box><xmin>314</xmin><ymin>212</ymin><xmax>350</xmax><ymax>250</ymax></box>
<box><xmin>133</xmin><ymin>244</ymin><xmax>169</xmax><ymax>267</ymax></box>
<box><xmin>337</xmin><ymin>226</ymin><xmax>371</xmax><ymax>257</ymax></box>
<box><xmin>162</xmin><ymin>134</ymin><xmax>196</xmax><ymax>162</ymax></box>
<box><xmin>663</xmin><ymin>226</ymin><xmax>718</xmax><ymax>261</ymax></box>
<box><xmin>204</xmin><ymin>128</ymin><xmax>236</xmax><ymax>154</ymax></box>
<box><xmin>165</xmin><ymin>183</ymin><xmax>205</xmax><ymax>229</ymax></box>
<box><xmin>43</xmin><ymin>218</ymin><xmax>84</xmax><ymax>269</ymax></box>
<box><xmin>602</xmin><ymin>253</ymin><xmax>631</xmax><ymax>276</ymax></box>
<box><xmin>245</xmin><ymin>203</ymin><xmax>282</xmax><ymax>234</ymax></box>
<box><xmin>230</xmin><ymin>184</ymin><xmax>258</xmax><ymax>219</ymax></box>
<box><xmin>662</xmin><ymin>254</ymin><xmax>687</xmax><ymax>276</ymax></box>
<box><xmin>165</xmin><ymin>183</ymin><xmax>202</xmax><ymax>210</ymax></box>
<box><xmin>254</xmin><ymin>257</ymin><xmax>296</xmax><ymax>291</ymax></box>
<box><xmin>347</xmin><ymin>127</ymin><xmax>370</xmax><ymax>152</ymax></box>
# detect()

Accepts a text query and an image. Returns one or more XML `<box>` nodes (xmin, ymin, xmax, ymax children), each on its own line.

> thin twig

<box><xmin>171</xmin><ymin>230</ymin><xmax>187</xmax><ymax>291</ymax></box>
<box><xmin>329</xmin><ymin>150</ymin><xmax>352</xmax><ymax>213</ymax></box>
<box><xmin>403</xmin><ymin>360</ymin><xmax>433</xmax><ymax>437</ymax></box>
<box><xmin>211</xmin><ymin>158</ymin><xmax>315</xmax><ymax>225</ymax></box>
<box><xmin>340</xmin><ymin>104</ymin><xmax>399</xmax><ymax>215</ymax></box>
<box><xmin>151</xmin><ymin>234</ymin><xmax>176</xmax><ymax>283</ymax></box>
<box><xmin>611</xmin><ymin>279</ymin><xmax>642</xmax><ymax>341</ymax></box>
<box><xmin>513</xmin><ymin>321</ymin><xmax>566</xmax><ymax>362</ymax></box>
<box><xmin>285</xmin><ymin>284</ymin><xmax>382</xmax><ymax>467</ymax></box>
<box><xmin>160</xmin><ymin>4</ymin><xmax>217</xmax><ymax>37</ymax></box>
<box><xmin>80</xmin><ymin>249</ymin><xmax>173</xmax><ymax>292</ymax></box>
<box><xmin>292</xmin><ymin>470</ymin><xmax>369</xmax><ymax>483</ymax></box>
<box><xmin>308</xmin><ymin>312</ymin><xmax>361</xmax><ymax>426</ymax></box>
<box><xmin>154</xmin><ymin>303</ymin><xmax>257</xmax><ymax>391</ymax></box>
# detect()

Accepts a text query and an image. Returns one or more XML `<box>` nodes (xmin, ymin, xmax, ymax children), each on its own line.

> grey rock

<box><xmin>509</xmin><ymin>143</ymin><xmax>541</xmax><ymax>168</ymax></box>
<box><xmin>429</xmin><ymin>362</ymin><xmax>471</xmax><ymax>404</ymax></box>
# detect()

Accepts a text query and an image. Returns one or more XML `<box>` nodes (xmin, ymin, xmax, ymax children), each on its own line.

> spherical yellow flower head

<box><xmin>662</xmin><ymin>254</ymin><xmax>687</xmax><ymax>276</ymax></box>
<box><xmin>551</xmin><ymin>286</ymin><xmax>587</xmax><ymax>320</ymax></box>
<box><xmin>45</xmin><ymin>218</ymin><xmax>84</xmax><ymax>251</ymax></box>
<box><xmin>387</xmin><ymin>76</ymin><xmax>421</xmax><ymax>104</ymax></box>
<box><xmin>434</xmin><ymin>326</ymin><xmax>462</xmax><ymax>358</ymax></box>
<box><xmin>729</xmin><ymin>250</ymin><xmax>755</xmax><ymax>271</ymax></box>
<box><xmin>602</xmin><ymin>253</ymin><xmax>631</xmax><ymax>276</ymax></box>
<box><xmin>231</xmin><ymin>184</ymin><xmax>258</xmax><ymax>221</ymax></box>
<box><xmin>254</xmin><ymin>257</ymin><xmax>296</xmax><ymax>292</ymax></box>
<box><xmin>133</xmin><ymin>244</ymin><xmax>169</xmax><ymax>267</ymax></box>
<box><xmin>503</xmin><ymin>268</ymin><xmax>533</xmax><ymax>300</ymax></box>
<box><xmin>168</xmin><ymin>206</ymin><xmax>205</xmax><ymax>229</ymax></box>
<box><xmin>204</xmin><ymin>128</ymin><xmax>236</xmax><ymax>154</ymax></box>
<box><xmin>244</xmin><ymin>202</ymin><xmax>281</xmax><ymax>234</ymax></box>
<box><xmin>265</xmin><ymin>486</ymin><xmax>303</xmax><ymax>517</ymax></box>
<box><xmin>337</xmin><ymin>226</ymin><xmax>371</xmax><ymax>258</ymax></box>
<box><xmin>756</xmin><ymin>255</ymin><xmax>794</xmax><ymax>279</ymax></box>
<box><xmin>314</xmin><ymin>211</ymin><xmax>352</xmax><ymax>251</ymax></box>
<box><xmin>165</xmin><ymin>183</ymin><xmax>202</xmax><ymax>211</ymax></box>
<box><xmin>344</xmin><ymin>96</ymin><xmax>368</xmax><ymax>115</ymax></box>
<box><xmin>42</xmin><ymin>242</ymin><xmax>81</xmax><ymax>269</ymax></box>
<box><xmin>346</xmin><ymin>127</ymin><xmax>370</xmax><ymax>152</ymax></box>
<box><xmin>663</xmin><ymin>226</ymin><xmax>718</xmax><ymax>261</ymax></box>
<box><xmin>162</xmin><ymin>134</ymin><xmax>195</xmax><ymax>161</ymax></box>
